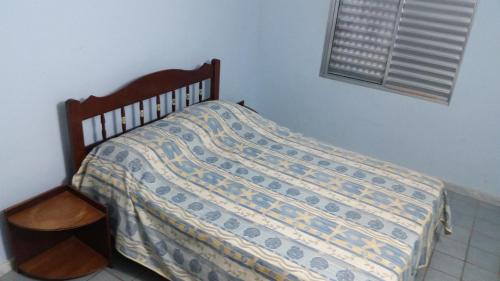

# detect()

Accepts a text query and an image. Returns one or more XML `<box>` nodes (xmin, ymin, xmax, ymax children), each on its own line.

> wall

<box><xmin>255</xmin><ymin>0</ymin><xmax>500</xmax><ymax>198</ymax></box>
<box><xmin>0</xmin><ymin>0</ymin><xmax>262</xmax><ymax>265</ymax></box>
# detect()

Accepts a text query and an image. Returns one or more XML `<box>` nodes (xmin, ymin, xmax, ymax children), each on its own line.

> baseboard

<box><xmin>0</xmin><ymin>259</ymin><xmax>12</xmax><ymax>277</ymax></box>
<box><xmin>445</xmin><ymin>181</ymin><xmax>500</xmax><ymax>207</ymax></box>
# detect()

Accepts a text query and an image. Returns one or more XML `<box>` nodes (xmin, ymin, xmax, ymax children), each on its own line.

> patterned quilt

<box><xmin>73</xmin><ymin>100</ymin><xmax>451</xmax><ymax>281</ymax></box>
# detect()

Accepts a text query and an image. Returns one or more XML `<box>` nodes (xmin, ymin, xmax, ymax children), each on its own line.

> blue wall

<box><xmin>255</xmin><ymin>0</ymin><xmax>500</xmax><ymax>198</ymax></box>
<box><xmin>0</xmin><ymin>0</ymin><xmax>262</xmax><ymax>265</ymax></box>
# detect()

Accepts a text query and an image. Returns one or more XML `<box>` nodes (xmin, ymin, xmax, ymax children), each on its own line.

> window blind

<box><xmin>321</xmin><ymin>0</ymin><xmax>477</xmax><ymax>104</ymax></box>
<box><xmin>384</xmin><ymin>0</ymin><xmax>476</xmax><ymax>102</ymax></box>
<box><xmin>328</xmin><ymin>0</ymin><xmax>402</xmax><ymax>84</ymax></box>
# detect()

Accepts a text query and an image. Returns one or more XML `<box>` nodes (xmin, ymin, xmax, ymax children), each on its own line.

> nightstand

<box><xmin>4</xmin><ymin>185</ymin><xmax>111</xmax><ymax>280</ymax></box>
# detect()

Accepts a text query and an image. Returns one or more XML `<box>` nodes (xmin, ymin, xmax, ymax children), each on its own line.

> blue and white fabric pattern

<box><xmin>73</xmin><ymin>100</ymin><xmax>451</xmax><ymax>281</ymax></box>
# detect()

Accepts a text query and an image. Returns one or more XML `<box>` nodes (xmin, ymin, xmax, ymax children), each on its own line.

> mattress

<box><xmin>73</xmin><ymin>100</ymin><xmax>451</xmax><ymax>281</ymax></box>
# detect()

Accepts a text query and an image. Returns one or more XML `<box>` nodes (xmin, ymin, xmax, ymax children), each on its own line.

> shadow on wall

<box><xmin>57</xmin><ymin>101</ymin><xmax>73</xmax><ymax>184</ymax></box>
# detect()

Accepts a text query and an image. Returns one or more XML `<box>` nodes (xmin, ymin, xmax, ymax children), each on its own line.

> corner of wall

<box><xmin>445</xmin><ymin>181</ymin><xmax>500</xmax><ymax>207</ymax></box>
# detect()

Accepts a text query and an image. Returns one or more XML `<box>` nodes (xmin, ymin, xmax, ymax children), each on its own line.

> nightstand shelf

<box><xmin>8</xmin><ymin>190</ymin><xmax>105</xmax><ymax>231</ymax></box>
<box><xmin>4</xmin><ymin>185</ymin><xmax>111</xmax><ymax>280</ymax></box>
<box><xmin>18</xmin><ymin>236</ymin><xmax>108</xmax><ymax>280</ymax></box>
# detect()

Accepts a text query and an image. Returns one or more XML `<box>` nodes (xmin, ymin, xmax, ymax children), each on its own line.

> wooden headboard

<box><xmin>66</xmin><ymin>59</ymin><xmax>221</xmax><ymax>173</ymax></box>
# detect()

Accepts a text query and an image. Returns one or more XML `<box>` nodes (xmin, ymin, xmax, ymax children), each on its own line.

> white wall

<box><xmin>255</xmin><ymin>0</ymin><xmax>500</xmax><ymax>198</ymax></box>
<box><xmin>0</xmin><ymin>0</ymin><xmax>262</xmax><ymax>264</ymax></box>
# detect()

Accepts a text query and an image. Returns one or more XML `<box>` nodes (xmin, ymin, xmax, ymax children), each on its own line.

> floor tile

<box><xmin>452</xmin><ymin>211</ymin><xmax>475</xmax><ymax>229</ymax></box>
<box><xmin>0</xmin><ymin>271</ymin><xmax>40</xmax><ymax>281</ymax></box>
<box><xmin>462</xmin><ymin>263</ymin><xmax>500</xmax><ymax>281</ymax></box>
<box><xmin>435</xmin><ymin>236</ymin><xmax>468</xmax><ymax>260</ymax></box>
<box><xmin>88</xmin><ymin>270</ymin><xmax>120</xmax><ymax>281</ymax></box>
<box><xmin>476</xmin><ymin>206</ymin><xmax>500</xmax><ymax>225</ymax></box>
<box><xmin>73</xmin><ymin>274</ymin><xmax>98</xmax><ymax>281</ymax></box>
<box><xmin>470</xmin><ymin>230</ymin><xmax>500</xmax><ymax>256</ymax></box>
<box><xmin>443</xmin><ymin>225</ymin><xmax>471</xmax><ymax>244</ymax></box>
<box><xmin>449</xmin><ymin>198</ymin><xmax>478</xmax><ymax>217</ymax></box>
<box><xmin>467</xmin><ymin>246</ymin><xmax>500</xmax><ymax>274</ymax></box>
<box><xmin>429</xmin><ymin>251</ymin><xmax>464</xmax><ymax>278</ymax></box>
<box><xmin>474</xmin><ymin>218</ymin><xmax>500</xmax><ymax>239</ymax></box>
<box><xmin>424</xmin><ymin>268</ymin><xmax>459</xmax><ymax>281</ymax></box>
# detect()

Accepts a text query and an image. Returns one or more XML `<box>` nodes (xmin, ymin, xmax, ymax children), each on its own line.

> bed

<box><xmin>67</xmin><ymin>59</ymin><xmax>451</xmax><ymax>281</ymax></box>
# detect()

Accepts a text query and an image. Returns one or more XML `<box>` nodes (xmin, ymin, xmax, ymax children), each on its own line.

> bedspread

<box><xmin>73</xmin><ymin>100</ymin><xmax>451</xmax><ymax>281</ymax></box>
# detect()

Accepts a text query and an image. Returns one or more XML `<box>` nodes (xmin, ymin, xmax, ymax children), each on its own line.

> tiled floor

<box><xmin>416</xmin><ymin>191</ymin><xmax>500</xmax><ymax>281</ymax></box>
<box><xmin>1</xmin><ymin>190</ymin><xmax>499</xmax><ymax>281</ymax></box>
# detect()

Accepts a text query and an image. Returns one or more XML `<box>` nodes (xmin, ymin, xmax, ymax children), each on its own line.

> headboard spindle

<box><xmin>66</xmin><ymin>59</ymin><xmax>221</xmax><ymax>173</ymax></box>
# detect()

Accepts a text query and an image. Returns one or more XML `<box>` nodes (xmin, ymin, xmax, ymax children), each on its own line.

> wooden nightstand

<box><xmin>4</xmin><ymin>185</ymin><xmax>111</xmax><ymax>280</ymax></box>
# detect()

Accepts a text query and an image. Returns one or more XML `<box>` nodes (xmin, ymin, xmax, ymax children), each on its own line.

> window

<box><xmin>321</xmin><ymin>0</ymin><xmax>477</xmax><ymax>104</ymax></box>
